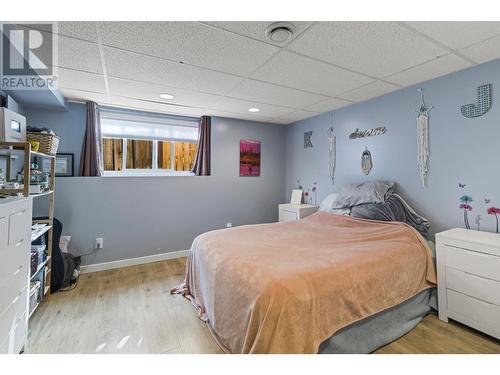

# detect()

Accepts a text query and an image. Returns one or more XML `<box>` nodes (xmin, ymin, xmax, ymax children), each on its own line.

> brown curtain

<box><xmin>191</xmin><ymin>116</ymin><xmax>211</xmax><ymax>176</ymax></box>
<box><xmin>79</xmin><ymin>101</ymin><xmax>103</xmax><ymax>176</ymax></box>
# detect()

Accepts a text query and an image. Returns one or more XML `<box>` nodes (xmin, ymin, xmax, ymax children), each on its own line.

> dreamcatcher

<box><xmin>416</xmin><ymin>88</ymin><xmax>433</xmax><ymax>187</ymax></box>
<box><xmin>327</xmin><ymin>114</ymin><xmax>336</xmax><ymax>184</ymax></box>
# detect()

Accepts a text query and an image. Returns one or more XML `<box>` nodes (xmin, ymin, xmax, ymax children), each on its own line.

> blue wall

<box><xmin>23</xmin><ymin>103</ymin><xmax>286</xmax><ymax>265</ymax></box>
<box><xmin>285</xmin><ymin>58</ymin><xmax>500</xmax><ymax>236</ymax></box>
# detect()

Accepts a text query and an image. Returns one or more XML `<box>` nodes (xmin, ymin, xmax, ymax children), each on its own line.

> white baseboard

<box><xmin>80</xmin><ymin>249</ymin><xmax>190</xmax><ymax>274</ymax></box>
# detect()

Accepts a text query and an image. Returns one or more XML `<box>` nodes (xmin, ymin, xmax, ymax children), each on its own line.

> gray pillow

<box><xmin>332</xmin><ymin>181</ymin><xmax>395</xmax><ymax>209</ymax></box>
<box><xmin>350</xmin><ymin>193</ymin><xmax>430</xmax><ymax>239</ymax></box>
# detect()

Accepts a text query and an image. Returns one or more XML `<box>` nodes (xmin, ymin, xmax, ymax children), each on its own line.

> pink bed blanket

<box><xmin>172</xmin><ymin>212</ymin><xmax>436</xmax><ymax>353</ymax></box>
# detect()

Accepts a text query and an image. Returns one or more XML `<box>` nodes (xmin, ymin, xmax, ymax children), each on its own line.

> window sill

<box><xmin>102</xmin><ymin>171</ymin><xmax>195</xmax><ymax>177</ymax></box>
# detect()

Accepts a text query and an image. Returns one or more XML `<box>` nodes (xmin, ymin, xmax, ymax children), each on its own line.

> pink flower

<box><xmin>487</xmin><ymin>206</ymin><xmax>500</xmax><ymax>215</ymax></box>
<box><xmin>459</xmin><ymin>204</ymin><xmax>473</xmax><ymax>211</ymax></box>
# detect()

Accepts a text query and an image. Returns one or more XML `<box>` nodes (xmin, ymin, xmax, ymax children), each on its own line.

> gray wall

<box><xmin>285</xmin><ymin>58</ymin><xmax>500</xmax><ymax>236</ymax></box>
<box><xmin>24</xmin><ymin>103</ymin><xmax>286</xmax><ymax>265</ymax></box>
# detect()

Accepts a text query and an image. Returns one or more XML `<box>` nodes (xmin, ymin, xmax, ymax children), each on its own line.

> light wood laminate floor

<box><xmin>27</xmin><ymin>258</ymin><xmax>500</xmax><ymax>354</ymax></box>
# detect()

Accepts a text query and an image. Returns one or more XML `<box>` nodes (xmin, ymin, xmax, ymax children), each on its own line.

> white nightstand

<box><xmin>436</xmin><ymin>228</ymin><xmax>500</xmax><ymax>339</ymax></box>
<box><xmin>278</xmin><ymin>204</ymin><xmax>318</xmax><ymax>222</ymax></box>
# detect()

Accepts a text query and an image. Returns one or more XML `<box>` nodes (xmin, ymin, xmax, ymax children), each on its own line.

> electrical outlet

<box><xmin>95</xmin><ymin>237</ymin><xmax>103</xmax><ymax>249</ymax></box>
<box><xmin>226</xmin><ymin>223</ymin><xmax>232</xmax><ymax>228</ymax></box>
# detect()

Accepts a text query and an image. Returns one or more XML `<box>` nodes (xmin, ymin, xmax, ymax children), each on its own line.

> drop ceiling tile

<box><xmin>211</xmin><ymin>97</ymin><xmax>293</xmax><ymax>118</ymax></box>
<box><xmin>62</xmin><ymin>89</ymin><xmax>206</xmax><ymax>118</ymax></box>
<box><xmin>277</xmin><ymin>110</ymin><xmax>319</xmax><ymax>122</ymax></box>
<box><xmin>203</xmin><ymin>21</ymin><xmax>313</xmax><ymax>46</ymax></box>
<box><xmin>98</xmin><ymin>22</ymin><xmax>279</xmax><ymax>76</ymax></box>
<box><xmin>405</xmin><ymin>21</ymin><xmax>500</xmax><ymax>50</ymax></box>
<box><xmin>385</xmin><ymin>54</ymin><xmax>473</xmax><ymax>86</ymax></box>
<box><xmin>227</xmin><ymin>79</ymin><xmax>328</xmax><ymax>109</ymax></box>
<box><xmin>337</xmin><ymin>81</ymin><xmax>399</xmax><ymax>102</ymax></box>
<box><xmin>57</xmin><ymin>22</ymin><xmax>99</xmax><ymax>42</ymax></box>
<box><xmin>207</xmin><ymin>109</ymin><xmax>276</xmax><ymax>123</ymax></box>
<box><xmin>459</xmin><ymin>35</ymin><xmax>500</xmax><ymax>64</ymax></box>
<box><xmin>305</xmin><ymin>97</ymin><xmax>352</xmax><ymax>113</ymax></box>
<box><xmin>287</xmin><ymin>22</ymin><xmax>448</xmax><ymax>78</ymax></box>
<box><xmin>58</xmin><ymin>35</ymin><xmax>103</xmax><ymax>74</ymax></box>
<box><xmin>252</xmin><ymin>50</ymin><xmax>373</xmax><ymax>97</ymax></box>
<box><xmin>104</xmin><ymin>47</ymin><xmax>243</xmax><ymax>96</ymax></box>
<box><xmin>108</xmin><ymin>78</ymin><xmax>221</xmax><ymax>108</ymax></box>
<box><xmin>58</xmin><ymin>68</ymin><xmax>106</xmax><ymax>93</ymax></box>
<box><xmin>269</xmin><ymin>118</ymin><xmax>292</xmax><ymax>125</ymax></box>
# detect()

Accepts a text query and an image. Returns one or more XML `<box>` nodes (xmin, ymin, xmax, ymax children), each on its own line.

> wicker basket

<box><xmin>27</xmin><ymin>132</ymin><xmax>60</xmax><ymax>155</ymax></box>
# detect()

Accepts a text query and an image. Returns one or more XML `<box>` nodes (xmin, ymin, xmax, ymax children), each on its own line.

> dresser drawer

<box><xmin>8</xmin><ymin>205</ymin><xmax>31</xmax><ymax>247</ymax></box>
<box><xmin>0</xmin><ymin>237</ymin><xmax>29</xmax><ymax>284</ymax></box>
<box><xmin>447</xmin><ymin>289</ymin><xmax>500</xmax><ymax>339</ymax></box>
<box><xmin>445</xmin><ymin>245</ymin><xmax>500</xmax><ymax>282</ymax></box>
<box><xmin>446</xmin><ymin>267</ymin><xmax>500</xmax><ymax>305</ymax></box>
<box><xmin>279</xmin><ymin>209</ymin><xmax>298</xmax><ymax>222</ymax></box>
<box><xmin>0</xmin><ymin>262</ymin><xmax>28</xmax><ymax>316</ymax></box>
<box><xmin>0</xmin><ymin>216</ymin><xmax>7</xmax><ymax>250</ymax></box>
<box><xmin>0</xmin><ymin>287</ymin><xmax>27</xmax><ymax>340</ymax></box>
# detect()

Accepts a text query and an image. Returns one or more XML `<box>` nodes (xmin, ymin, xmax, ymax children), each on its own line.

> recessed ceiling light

<box><xmin>248</xmin><ymin>108</ymin><xmax>260</xmax><ymax>113</ymax></box>
<box><xmin>265</xmin><ymin>22</ymin><xmax>296</xmax><ymax>43</ymax></box>
<box><xmin>159</xmin><ymin>93</ymin><xmax>175</xmax><ymax>100</ymax></box>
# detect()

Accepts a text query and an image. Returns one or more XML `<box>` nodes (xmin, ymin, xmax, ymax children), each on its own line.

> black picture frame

<box><xmin>38</xmin><ymin>153</ymin><xmax>74</xmax><ymax>177</ymax></box>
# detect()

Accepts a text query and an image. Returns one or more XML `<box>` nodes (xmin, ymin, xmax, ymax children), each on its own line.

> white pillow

<box><xmin>319</xmin><ymin>193</ymin><xmax>338</xmax><ymax>212</ymax></box>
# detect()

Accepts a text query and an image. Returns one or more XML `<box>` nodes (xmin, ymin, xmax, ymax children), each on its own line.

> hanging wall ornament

<box><xmin>327</xmin><ymin>114</ymin><xmax>336</xmax><ymax>184</ymax></box>
<box><xmin>361</xmin><ymin>147</ymin><xmax>372</xmax><ymax>175</ymax></box>
<box><xmin>461</xmin><ymin>84</ymin><xmax>492</xmax><ymax>118</ymax></box>
<box><xmin>304</xmin><ymin>131</ymin><xmax>313</xmax><ymax>148</ymax></box>
<box><xmin>416</xmin><ymin>88</ymin><xmax>433</xmax><ymax>187</ymax></box>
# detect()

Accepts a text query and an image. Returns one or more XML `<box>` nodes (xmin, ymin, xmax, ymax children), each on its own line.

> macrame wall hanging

<box><xmin>461</xmin><ymin>84</ymin><xmax>492</xmax><ymax>118</ymax></box>
<box><xmin>327</xmin><ymin>114</ymin><xmax>336</xmax><ymax>184</ymax></box>
<box><xmin>416</xmin><ymin>88</ymin><xmax>432</xmax><ymax>187</ymax></box>
<box><xmin>361</xmin><ymin>147</ymin><xmax>372</xmax><ymax>175</ymax></box>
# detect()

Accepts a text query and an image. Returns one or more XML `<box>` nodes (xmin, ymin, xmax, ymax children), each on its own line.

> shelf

<box><xmin>30</xmin><ymin>256</ymin><xmax>51</xmax><ymax>281</ymax></box>
<box><xmin>30</xmin><ymin>150</ymin><xmax>56</xmax><ymax>159</ymax></box>
<box><xmin>31</xmin><ymin>190</ymin><xmax>54</xmax><ymax>198</ymax></box>
<box><xmin>31</xmin><ymin>224</ymin><xmax>52</xmax><ymax>242</ymax></box>
<box><xmin>29</xmin><ymin>302</ymin><xmax>40</xmax><ymax>319</ymax></box>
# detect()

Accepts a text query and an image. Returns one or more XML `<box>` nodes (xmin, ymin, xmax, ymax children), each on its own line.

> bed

<box><xmin>172</xmin><ymin>207</ymin><xmax>437</xmax><ymax>354</ymax></box>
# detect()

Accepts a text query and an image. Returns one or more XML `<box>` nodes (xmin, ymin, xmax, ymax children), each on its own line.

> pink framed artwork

<box><xmin>239</xmin><ymin>139</ymin><xmax>261</xmax><ymax>177</ymax></box>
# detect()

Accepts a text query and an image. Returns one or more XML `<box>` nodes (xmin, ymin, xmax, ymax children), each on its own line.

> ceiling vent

<box><xmin>265</xmin><ymin>22</ymin><xmax>296</xmax><ymax>43</ymax></box>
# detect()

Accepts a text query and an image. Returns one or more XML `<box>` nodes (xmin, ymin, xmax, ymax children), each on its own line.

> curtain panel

<box><xmin>79</xmin><ymin>101</ymin><xmax>103</xmax><ymax>177</ymax></box>
<box><xmin>191</xmin><ymin>116</ymin><xmax>211</xmax><ymax>176</ymax></box>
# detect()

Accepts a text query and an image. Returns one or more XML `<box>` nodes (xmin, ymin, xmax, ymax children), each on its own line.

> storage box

<box><xmin>29</xmin><ymin>281</ymin><xmax>41</xmax><ymax>314</ymax></box>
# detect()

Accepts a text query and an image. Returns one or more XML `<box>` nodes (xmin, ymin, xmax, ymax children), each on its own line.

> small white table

<box><xmin>278</xmin><ymin>204</ymin><xmax>318</xmax><ymax>222</ymax></box>
<box><xmin>436</xmin><ymin>228</ymin><xmax>500</xmax><ymax>339</ymax></box>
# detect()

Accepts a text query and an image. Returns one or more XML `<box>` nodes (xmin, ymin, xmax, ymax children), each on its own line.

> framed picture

<box><xmin>55</xmin><ymin>153</ymin><xmax>74</xmax><ymax>177</ymax></box>
<box><xmin>39</xmin><ymin>153</ymin><xmax>74</xmax><ymax>177</ymax></box>
<box><xmin>239</xmin><ymin>140</ymin><xmax>260</xmax><ymax>177</ymax></box>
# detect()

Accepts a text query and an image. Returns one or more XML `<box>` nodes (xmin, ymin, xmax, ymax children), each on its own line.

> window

<box><xmin>100</xmin><ymin>109</ymin><xmax>199</xmax><ymax>176</ymax></box>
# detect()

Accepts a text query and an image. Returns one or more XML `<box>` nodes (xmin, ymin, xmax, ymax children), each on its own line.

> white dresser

<box><xmin>278</xmin><ymin>204</ymin><xmax>318</xmax><ymax>222</ymax></box>
<box><xmin>0</xmin><ymin>196</ymin><xmax>32</xmax><ymax>353</ymax></box>
<box><xmin>436</xmin><ymin>228</ymin><xmax>500</xmax><ymax>339</ymax></box>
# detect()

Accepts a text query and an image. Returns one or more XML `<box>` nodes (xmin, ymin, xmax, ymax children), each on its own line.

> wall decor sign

<box><xmin>415</xmin><ymin>88</ymin><xmax>432</xmax><ymax>188</ymax></box>
<box><xmin>239</xmin><ymin>139</ymin><xmax>261</xmax><ymax>177</ymax></box>
<box><xmin>461</xmin><ymin>84</ymin><xmax>492</xmax><ymax>118</ymax></box>
<box><xmin>349</xmin><ymin>126</ymin><xmax>386</xmax><ymax>139</ymax></box>
<box><xmin>304</xmin><ymin>131</ymin><xmax>313</xmax><ymax>148</ymax></box>
<box><xmin>361</xmin><ymin>147</ymin><xmax>373</xmax><ymax>175</ymax></box>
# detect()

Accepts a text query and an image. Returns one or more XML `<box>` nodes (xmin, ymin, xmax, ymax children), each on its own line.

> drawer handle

<box><xmin>14</xmin><ymin>210</ymin><xmax>25</xmax><ymax>217</ymax></box>
<box><xmin>14</xmin><ymin>239</ymin><xmax>24</xmax><ymax>248</ymax></box>
<box><xmin>464</xmin><ymin>250</ymin><xmax>489</xmax><ymax>257</ymax></box>
<box><xmin>13</xmin><ymin>265</ymin><xmax>23</xmax><ymax>276</ymax></box>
